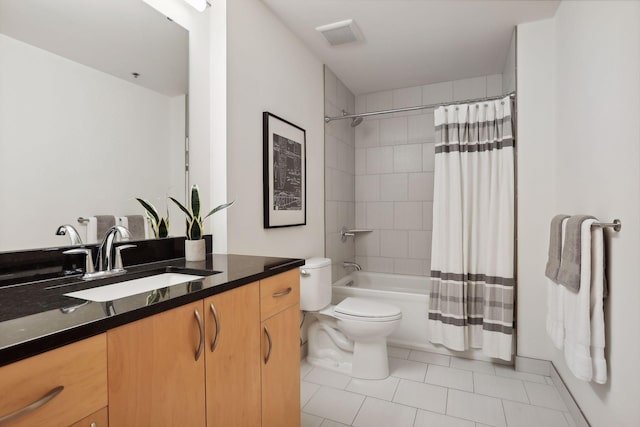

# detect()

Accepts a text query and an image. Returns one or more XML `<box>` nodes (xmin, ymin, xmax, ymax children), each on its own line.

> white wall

<box><xmin>502</xmin><ymin>29</ymin><xmax>516</xmax><ymax>95</ymax></box>
<box><xmin>517</xmin><ymin>2</ymin><xmax>640</xmax><ymax>426</ymax></box>
<box><xmin>0</xmin><ymin>34</ymin><xmax>184</xmax><ymax>250</ymax></box>
<box><xmin>143</xmin><ymin>0</ymin><xmax>216</xmax><ymax>243</ymax></box>
<box><xmin>353</xmin><ymin>74</ymin><xmax>504</xmax><ymax>276</ymax></box>
<box><xmin>516</xmin><ymin>18</ymin><xmax>557</xmax><ymax>360</ymax></box>
<box><xmin>325</xmin><ymin>66</ymin><xmax>356</xmax><ymax>281</ymax></box>
<box><xmin>224</xmin><ymin>0</ymin><xmax>325</xmax><ymax>259</ymax></box>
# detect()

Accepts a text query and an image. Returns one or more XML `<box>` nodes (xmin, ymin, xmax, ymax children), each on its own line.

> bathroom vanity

<box><xmin>0</xmin><ymin>244</ymin><xmax>303</xmax><ymax>427</ymax></box>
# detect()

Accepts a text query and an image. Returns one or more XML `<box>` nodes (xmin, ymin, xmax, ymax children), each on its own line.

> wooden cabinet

<box><xmin>107</xmin><ymin>301</ymin><xmax>206</xmax><ymax>427</ymax></box>
<box><xmin>69</xmin><ymin>407</ymin><xmax>108</xmax><ymax>427</ymax></box>
<box><xmin>204</xmin><ymin>282</ymin><xmax>261</xmax><ymax>427</ymax></box>
<box><xmin>0</xmin><ymin>334</ymin><xmax>107</xmax><ymax>427</ymax></box>
<box><xmin>261</xmin><ymin>304</ymin><xmax>301</xmax><ymax>427</ymax></box>
<box><xmin>1</xmin><ymin>268</ymin><xmax>301</xmax><ymax>427</ymax></box>
<box><xmin>260</xmin><ymin>269</ymin><xmax>301</xmax><ymax>427</ymax></box>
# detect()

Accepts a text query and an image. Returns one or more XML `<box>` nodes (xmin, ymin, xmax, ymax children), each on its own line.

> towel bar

<box><xmin>591</xmin><ymin>219</ymin><xmax>621</xmax><ymax>232</ymax></box>
<box><xmin>77</xmin><ymin>217</ymin><xmax>152</xmax><ymax>226</ymax></box>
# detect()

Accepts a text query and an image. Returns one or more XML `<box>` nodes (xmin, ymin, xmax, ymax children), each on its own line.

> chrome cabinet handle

<box><xmin>0</xmin><ymin>385</ymin><xmax>64</xmax><ymax>425</ymax></box>
<box><xmin>194</xmin><ymin>309</ymin><xmax>204</xmax><ymax>361</ymax></box>
<box><xmin>210</xmin><ymin>303</ymin><xmax>220</xmax><ymax>352</ymax></box>
<box><xmin>90</xmin><ymin>423</ymin><xmax>97</xmax><ymax>427</ymax></box>
<box><xmin>272</xmin><ymin>287</ymin><xmax>292</xmax><ymax>298</ymax></box>
<box><xmin>264</xmin><ymin>326</ymin><xmax>272</xmax><ymax>364</ymax></box>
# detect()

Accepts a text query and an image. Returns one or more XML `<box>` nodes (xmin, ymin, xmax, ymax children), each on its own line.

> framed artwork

<box><xmin>263</xmin><ymin>112</ymin><xmax>306</xmax><ymax>228</ymax></box>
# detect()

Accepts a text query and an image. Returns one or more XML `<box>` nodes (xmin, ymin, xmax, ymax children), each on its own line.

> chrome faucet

<box><xmin>342</xmin><ymin>261</ymin><xmax>362</xmax><ymax>271</ymax></box>
<box><xmin>96</xmin><ymin>225</ymin><xmax>132</xmax><ymax>273</ymax></box>
<box><xmin>62</xmin><ymin>225</ymin><xmax>135</xmax><ymax>280</ymax></box>
<box><xmin>55</xmin><ymin>224</ymin><xmax>83</xmax><ymax>245</ymax></box>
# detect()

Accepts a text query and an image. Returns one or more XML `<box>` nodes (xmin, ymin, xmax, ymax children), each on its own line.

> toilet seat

<box><xmin>334</xmin><ymin>297</ymin><xmax>402</xmax><ymax>322</ymax></box>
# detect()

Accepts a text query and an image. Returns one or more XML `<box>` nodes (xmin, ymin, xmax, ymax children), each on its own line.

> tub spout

<box><xmin>343</xmin><ymin>261</ymin><xmax>361</xmax><ymax>271</ymax></box>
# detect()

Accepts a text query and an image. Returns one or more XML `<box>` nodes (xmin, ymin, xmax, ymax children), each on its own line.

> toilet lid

<box><xmin>334</xmin><ymin>297</ymin><xmax>402</xmax><ymax>320</ymax></box>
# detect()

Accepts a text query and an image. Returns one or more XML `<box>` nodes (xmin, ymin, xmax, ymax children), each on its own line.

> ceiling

<box><xmin>0</xmin><ymin>0</ymin><xmax>188</xmax><ymax>97</ymax></box>
<box><xmin>262</xmin><ymin>0</ymin><xmax>560</xmax><ymax>95</ymax></box>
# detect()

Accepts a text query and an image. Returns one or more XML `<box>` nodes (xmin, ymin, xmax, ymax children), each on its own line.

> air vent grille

<box><xmin>316</xmin><ymin>19</ymin><xmax>363</xmax><ymax>46</ymax></box>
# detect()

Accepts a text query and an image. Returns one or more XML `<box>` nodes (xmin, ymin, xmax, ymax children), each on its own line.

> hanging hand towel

<box><xmin>125</xmin><ymin>215</ymin><xmax>146</xmax><ymax>240</ymax></box>
<box><xmin>545</xmin><ymin>214</ymin><xmax>570</xmax><ymax>281</ymax></box>
<box><xmin>546</xmin><ymin>217</ymin><xmax>568</xmax><ymax>349</ymax></box>
<box><xmin>95</xmin><ymin>215</ymin><xmax>116</xmax><ymax>240</ymax></box>
<box><xmin>562</xmin><ymin>218</ymin><xmax>607</xmax><ymax>383</ymax></box>
<box><xmin>86</xmin><ymin>217</ymin><xmax>98</xmax><ymax>244</ymax></box>
<box><xmin>557</xmin><ymin>215</ymin><xmax>595</xmax><ymax>292</ymax></box>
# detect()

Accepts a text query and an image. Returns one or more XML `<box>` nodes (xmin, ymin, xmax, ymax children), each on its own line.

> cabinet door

<box><xmin>261</xmin><ymin>304</ymin><xmax>301</xmax><ymax>427</ymax></box>
<box><xmin>204</xmin><ymin>282</ymin><xmax>261</xmax><ymax>427</ymax></box>
<box><xmin>107</xmin><ymin>301</ymin><xmax>206</xmax><ymax>427</ymax></box>
<box><xmin>0</xmin><ymin>335</ymin><xmax>107</xmax><ymax>427</ymax></box>
<box><xmin>69</xmin><ymin>407</ymin><xmax>108</xmax><ymax>427</ymax></box>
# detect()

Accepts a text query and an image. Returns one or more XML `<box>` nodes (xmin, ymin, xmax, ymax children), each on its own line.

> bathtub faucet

<box><xmin>342</xmin><ymin>261</ymin><xmax>362</xmax><ymax>272</ymax></box>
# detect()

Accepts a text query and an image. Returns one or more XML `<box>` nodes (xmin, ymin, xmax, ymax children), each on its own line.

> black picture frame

<box><xmin>263</xmin><ymin>112</ymin><xmax>307</xmax><ymax>228</ymax></box>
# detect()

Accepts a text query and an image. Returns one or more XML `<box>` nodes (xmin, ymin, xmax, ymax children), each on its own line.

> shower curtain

<box><xmin>428</xmin><ymin>96</ymin><xmax>515</xmax><ymax>361</ymax></box>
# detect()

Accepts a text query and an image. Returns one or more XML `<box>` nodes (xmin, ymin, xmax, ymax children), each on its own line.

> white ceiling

<box><xmin>262</xmin><ymin>0</ymin><xmax>560</xmax><ymax>95</ymax></box>
<box><xmin>0</xmin><ymin>0</ymin><xmax>188</xmax><ymax>97</ymax></box>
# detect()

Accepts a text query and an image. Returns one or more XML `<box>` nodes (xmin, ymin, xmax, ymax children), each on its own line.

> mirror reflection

<box><xmin>0</xmin><ymin>0</ymin><xmax>189</xmax><ymax>252</ymax></box>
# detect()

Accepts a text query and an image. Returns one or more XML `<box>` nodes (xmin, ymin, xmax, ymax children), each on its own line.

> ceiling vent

<box><xmin>315</xmin><ymin>19</ymin><xmax>363</xmax><ymax>46</ymax></box>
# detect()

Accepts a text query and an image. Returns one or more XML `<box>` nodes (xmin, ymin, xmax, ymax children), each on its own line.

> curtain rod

<box><xmin>324</xmin><ymin>91</ymin><xmax>516</xmax><ymax>123</ymax></box>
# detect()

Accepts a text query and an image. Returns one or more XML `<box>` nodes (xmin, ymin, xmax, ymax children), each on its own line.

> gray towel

<box><xmin>557</xmin><ymin>215</ymin><xmax>595</xmax><ymax>292</ymax></box>
<box><xmin>126</xmin><ymin>215</ymin><xmax>146</xmax><ymax>240</ymax></box>
<box><xmin>95</xmin><ymin>215</ymin><xmax>116</xmax><ymax>238</ymax></box>
<box><xmin>545</xmin><ymin>214</ymin><xmax>570</xmax><ymax>281</ymax></box>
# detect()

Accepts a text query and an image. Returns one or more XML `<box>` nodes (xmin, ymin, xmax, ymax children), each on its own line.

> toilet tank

<box><xmin>299</xmin><ymin>257</ymin><xmax>332</xmax><ymax>311</ymax></box>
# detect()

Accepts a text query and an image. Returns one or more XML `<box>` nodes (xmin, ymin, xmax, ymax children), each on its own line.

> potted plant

<box><xmin>135</xmin><ymin>198</ymin><xmax>169</xmax><ymax>238</ymax></box>
<box><xmin>170</xmin><ymin>185</ymin><xmax>234</xmax><ymax>261</ymax></box>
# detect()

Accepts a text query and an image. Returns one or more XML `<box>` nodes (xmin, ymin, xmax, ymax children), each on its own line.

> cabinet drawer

<box><xmin>0</xmin><ymin>334</ymin><xmax>107</xmax><ymax>427</ymax></box>
<box><xmin>69</xmin><ymin>407</ymin><xmax>108</xmax><ymax>427</ymax></box>
<box><xmin>260</xmin><ymin>269</ymin><xmax>300</xmax><ymax>321</ymax></box>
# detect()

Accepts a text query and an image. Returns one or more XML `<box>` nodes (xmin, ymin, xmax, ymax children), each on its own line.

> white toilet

<box><xmin>301</xmin><ymin>258</ymin><xmax>402</xmax><ymax>380</ymax></box>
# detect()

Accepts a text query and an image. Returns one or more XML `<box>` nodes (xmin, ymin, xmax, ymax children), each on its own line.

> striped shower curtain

<box><xmin>428</xmin><ymin>96</ymin><xmax>515</xmax><ymax>361</ymax></box>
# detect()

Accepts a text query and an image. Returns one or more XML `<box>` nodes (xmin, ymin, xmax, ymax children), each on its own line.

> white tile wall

<box><xmin>354</xmin><ymin>74</ymin><xmax>498</xmax><ymax>276</ymax></box>
<box><xmin>380</xmin><ymin>174</ymin><xmax>408</xmax><ymax>201</ymax></box>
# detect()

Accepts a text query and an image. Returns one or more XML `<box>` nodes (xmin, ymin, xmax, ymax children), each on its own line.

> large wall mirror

<box><xmin>0</xmin><ymin>0</ymin><xmax>189</xmax><ymax>252</ymax></box>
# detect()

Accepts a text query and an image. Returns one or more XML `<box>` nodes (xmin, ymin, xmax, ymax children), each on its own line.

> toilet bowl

<box><xmin>301</xmin><ymin>258</ymin><xmax>402</xmax><ymax>379</ymax></box>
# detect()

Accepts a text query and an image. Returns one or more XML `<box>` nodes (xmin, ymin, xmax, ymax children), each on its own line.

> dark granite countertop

<box><xmin>0</xmin><ymin>253</ymin><xmax>304</xmax><ymax>367</ymax></box>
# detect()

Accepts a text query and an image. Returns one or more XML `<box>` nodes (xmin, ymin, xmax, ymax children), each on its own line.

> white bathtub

<box><xmin>332</xmin><ymin>271</ymin><xmax>487</xmax><ymax>360</ymax></box>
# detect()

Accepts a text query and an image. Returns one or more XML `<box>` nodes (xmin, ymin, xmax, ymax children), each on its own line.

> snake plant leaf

<box><xmin>169</xmin><ymin>197</ymin><xmax>194</xmax><ymax>221</ymax></box>
<box><xmin>190</xmin><ymin>185</ymin><xmax>201</xmax><ymax>219</ymax></box>
<box><xmin>203</xmin><ymin>200</ymin><xmax>235</xmax><ymax>219</ymax></box>
<box><xmin>189</xmin><ymin>218</ymin><xmax>203</xmax><ymax>240</ymax></box>
<box><xmin>158</xmin><ymin>217</ymin><xmax>169</xmax><ymax>238</ymax></box>
<box><xmin>136</xmin><ymin>198</ymin><xmax>160</xmax><ymax>224</ymax></box>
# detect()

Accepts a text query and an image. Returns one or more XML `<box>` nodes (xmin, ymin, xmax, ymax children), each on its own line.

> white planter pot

<box><xmin>185</xmin><ymin>239</ymin><xmax>206</xmax><ymax>262</ymax></box>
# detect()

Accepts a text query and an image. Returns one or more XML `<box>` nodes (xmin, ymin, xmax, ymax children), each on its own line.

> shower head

<box><xmin>341</xmin><ymin>109</ymin><xmax>363</xmax><ymax>127</ymax></box>
<box><xmin>350</xmin><ymin>117</ymin><xmax>363</xmax><ymax>127</ymax></box>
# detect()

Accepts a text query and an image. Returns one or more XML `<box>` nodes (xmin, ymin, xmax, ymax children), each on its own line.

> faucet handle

<box><xmin>113</xmin><ymin>244</ymin><xmax>136</xmax><ymax>272</ymax></box>
<box><xmin>63</xmin><ymin>248</ymin><xmax>95</xmax><ymax>274</ymax></box>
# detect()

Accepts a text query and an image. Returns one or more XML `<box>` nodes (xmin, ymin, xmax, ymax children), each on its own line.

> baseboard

<box><xmin>550</xmin><ymin>362</ymin><xmax>590</xmax><ymax>427</ymax></box>
<box><xmin>515</xmin><ymin>356</ymin><xmax>590</xmax><ymax>427</ymax></box>
<box><xmin>515</xmin><ymin>355</ymin><xmax>551</xmax><ymax>375</ymax></box>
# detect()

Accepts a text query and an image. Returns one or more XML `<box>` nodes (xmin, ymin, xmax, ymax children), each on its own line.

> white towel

<box><xmin>589</xmin><ymin>223</ymin><xmax>607</xmax><ymax>384</ymax></box>
<box><xmin>562</xmin><ymin>218</ymin><xmax>607</xmax><ymax>383</ymax></box>
<box><xmin>546</xmin><ymin>218</ymin><xmax>568</xmax><ymax>349</ymax></box>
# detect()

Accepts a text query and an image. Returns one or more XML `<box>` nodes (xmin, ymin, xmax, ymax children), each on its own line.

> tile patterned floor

<box><xmin>301</xmin><ymin>346</ymin><xmax>576</xmax><ymax>427</ymax></box>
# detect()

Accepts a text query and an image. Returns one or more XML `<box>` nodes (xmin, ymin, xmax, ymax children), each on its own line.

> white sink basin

<box><xmin>64</xmin><ymin>273</ymin><xmax>204</xmax><ymax>302</ymax></box>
